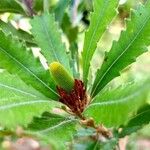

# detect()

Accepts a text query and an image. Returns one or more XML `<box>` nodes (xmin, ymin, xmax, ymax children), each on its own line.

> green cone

<box><xmin>49</xmin><ymin>62</ymin><xmax>74</xmax><ymax>92</ymax></box>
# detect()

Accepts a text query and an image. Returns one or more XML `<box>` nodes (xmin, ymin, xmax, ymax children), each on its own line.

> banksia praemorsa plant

<box><xmin>49</xmin><ymin>62</ymin><xmax>87</xmax><ymax>118</ymax></box>
<box><xmin>0</xmin><ymin>0</ymin><xmax>150</xmax><ymax>149</ymax></box>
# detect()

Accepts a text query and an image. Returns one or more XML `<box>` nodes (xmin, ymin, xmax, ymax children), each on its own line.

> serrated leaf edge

<box><xmin>0</xmin><ymin>31</ymin><xmax>58</xmax><ymax>98</ymax></box>
<box><xmin>38</xmin><ymin>119</ymin><xmax>77</xmax><ymax>134</ymax></box>
<box><xmin>91</xmin><ymin>5</ymin><xmax>150</xmax><ymax>97</ymax></box>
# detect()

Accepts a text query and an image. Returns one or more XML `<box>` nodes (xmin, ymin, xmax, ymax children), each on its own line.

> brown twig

<box><xmin>80</xmin><ymin>118</ymin><xmax>113</xmax><ymax>140</ymax></box>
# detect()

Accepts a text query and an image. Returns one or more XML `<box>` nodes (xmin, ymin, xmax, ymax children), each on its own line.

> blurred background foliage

<box><xmin>0</xmin><ymin>0</ymin><xmax>150</xmax><ymax>149</ymax></box>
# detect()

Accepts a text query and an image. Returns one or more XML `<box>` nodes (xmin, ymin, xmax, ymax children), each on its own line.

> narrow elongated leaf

<box><xmin>120</xmin><ymin>105</ymin><xmax>150</xmax><ymax>137</ymax></box>
<box><xmin>82</xmin><ymin>0</ymin><xmax>118</xmax><ymax>86</ymax></box>
<box><xmin>31</xmin><ymin>12</ymin><xmax>71</xmax><ymax>73</ymax></box>
<box><xmin>0</xmin><ymin>31</ymin><xmax>58</xmax><ymax>100</ymax></box>
<box><xmin>0</xmin><ymin>72</ymin><xmax>59</xmax><ymax>128</ymax></box>
<box><xmin>84</xmin><ymin>79</ymin><xmax>150</xmax><ymax>127</ymax></box>
<box><xmin>61</xmin><ymin>13</ymin><xmax>79</xmax><ymax>77</ymax></box>
<box><xmin>28</xmin><ymin>112</ymin><xmax>66</xmax><ymax>130</ymax></box>
<box><xmin>54</xmin><ymin>0</ymin><xmax>70</xmax><ymax>24</ymax></box>
<box><xmin>28</xmin><ymin>112</ymin><xmax>77</xmax><ymax>149</ymax></box>
<box><xmin>92</xmin><ymin>2</ymin><xmax>150</xmax><ymax>97</ymax></box>
<box><xmin>0</xmin><ymin>0</ymin><xmax>24</xmax><ymax>14</ymax></box>
<box><xmin>0</xmin><ymin>20</ymin><xmax>35</xmax><ymax>46</ymax></box>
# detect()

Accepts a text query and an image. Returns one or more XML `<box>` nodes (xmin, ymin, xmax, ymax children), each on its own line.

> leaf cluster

<box><xmin>0</xmin><ymin>0</ymin><xmax>150</xmax><ymax>149</ymax></box>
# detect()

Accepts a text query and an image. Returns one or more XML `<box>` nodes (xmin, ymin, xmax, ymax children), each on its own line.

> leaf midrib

<box><xmin>40</xmin><ymin>16</ymin><xmax>60</xmax><ymax>62</ymax></box>
<box><xmin>129</xmin><ymin>108</ymin><xmax>150</xmax><ymax>121</ymax></box>
<box><xmin>86</xmin><ymin>85</ymin><xmax>147</xmax><ymax>110</ymax></box>
<box><xmin>92</xmin><ymin>11</ymin><xmax>150</xmax><ymax>97</ymax></box>
<box><xmin>38</xmin><ymin>119</ymin><xmax>77</xmax><ymax>133</ymax></box>
<box><xmin>0</xmin><ymin>100</ymin><xmax>50</xmax><ymax>110</ymax></box>
<box><xmin>0</xmin><ymin>83</ymin><xmax>37</xmax><ymax>97</ymax></box>
<box><xmin>0</xmin><ymin>46</ymin><xmax>58</xmax><ymax>98</ymax></box>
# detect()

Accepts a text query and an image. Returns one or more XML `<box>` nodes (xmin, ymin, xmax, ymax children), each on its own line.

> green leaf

<box><xmin>54</xmin><ymin>0</ymin><xmax>70</xmax><ymax>24</ymax></box>
<box><xmin>28</xmin><ymin>112</ymin><xmax>77</xmax><ymax>149</ymax></box>
<box><xmin>74</xmin><ymin>141</ymin><xmax>100</xmax><ymax>150</ymax></box>
<box><xmin>0</xmin><ymin>0</ymin><xmax>24</xmax><ymax>14</ymax></box>
<box><xmin>74</xmin><ymin>138</ymin><xmax>118</xmax><ymax>150</ymax></box>
<box><xmin>0</xmin><ymin>31</ymin><xmax>58</xmax><ymax>100</ymax></box>
<box><xmin>61</xmin><ymin>13</ymin><xmax>78</xmax><ymax>44</ymax></box>
<box><xmin>0</xmin><ymin>72</ymin><xmax>59</xmax><ymax>128</ymax></box>
<box><xmin>91</xmin><ymin>2</ymin><xmax>150</xmax><ymax>97</ymax></box>
<box><xmin>99</xmin><ymin>138</ymin><xmax>118</xmax><ymax>150</ymax></box>
<box><xmin>61</xmin><ymin>13</ymin><xmax>79</xmax><ymax>77</ymax></box>
<box><xmin>28</xmin><ymin>112</ymin><xmax>66</xmax><ymax>130</ymax></box>
<box><xmin>32</xmin><ymin>0</ymin><xmax>53</xmax><ymax>12</ymax></box>
<box><xmin>31</xmin><ymin>12</ymin><xmax>71</xmax><ymax>73</ymax></box>
<box><xmin>74</xmin><ymin>128</ymin><xmax>118</xmax><ymax>150</ymax></box>
<box><xmin>120</xmin><ymin>105</ymin><xmax>150</xmax><ymax>137</ymax></box>
<box><xmin>0</xmin><ymin>20</ymin><xmax>35</xmax><ymax>46</ymax></box>
<box><xmin>84</xmin><ymin>79</ymin><xmax>150</xmax><ymax>127</ymax></box>
<box><xmin>82</xmin><ymin>0</ymin><xmax>118</xmax><ymax>86</ymax></box>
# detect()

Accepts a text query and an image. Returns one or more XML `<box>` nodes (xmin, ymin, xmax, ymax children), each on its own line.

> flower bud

<box><xmin>49</xmin><ymin>62</ymin><xmax>74</xmax><ymax>92</ymax></box>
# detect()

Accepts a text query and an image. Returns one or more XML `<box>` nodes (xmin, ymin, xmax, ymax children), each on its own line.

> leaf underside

<box><xmin>84</xmin><ymin>79</ymin><xmax>150</xmax><ymax>127</ymax></box>
<box><xmin>120</xmin><ymin>105</ymin><xmax>150</xmax><ymax>137</ymax></box>
<box><xmin>91</xmin><ymin>2</ymin><xmax>150</xmax><ymax>97</ymax></box>
<box><xmin>31</xmin><ymin>12</ymin><xmax>72</xmax><ymax>73</ymax></box>
<box><xmin>82</xmin><ymin>0</ymin><xmax>118</xmax><ymax>86</ymax></box>
<box><xmin>0</xmin><ymin>31</ymin><xmax>58</xmax><ymax>100</ymax></box>
<box><xmin>0</xmin><ymin>72</ymin><xmax>58</xmax><ymax>128</ymax></box>
<box><xmin>28</xmin><ymin>112</ymin><xmax>77</xmax><ymax>149</ymax></box>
